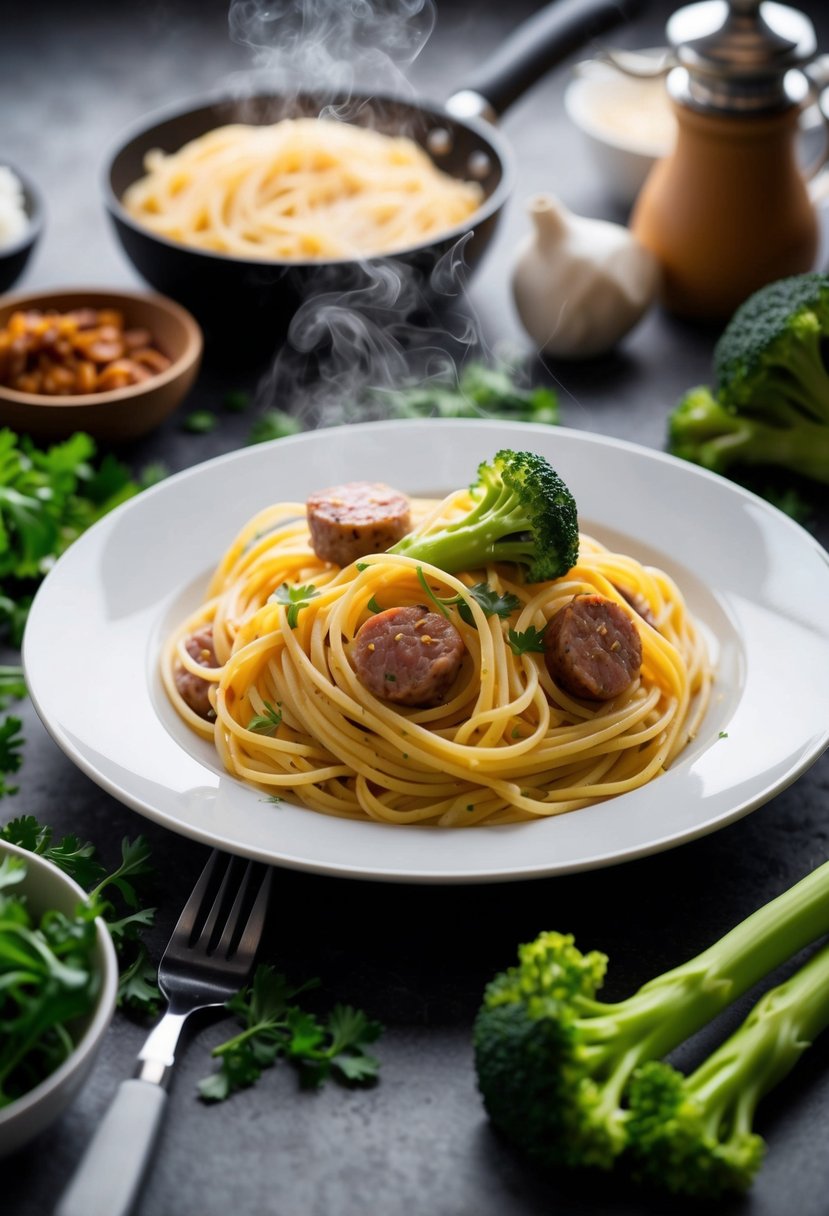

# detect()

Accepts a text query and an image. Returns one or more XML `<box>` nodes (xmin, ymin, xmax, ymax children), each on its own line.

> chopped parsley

<box><xmin>507</xmin><ymin>626</ymin><xmax>547</xmax><ymax>657</ymax></box>
<box><xmin>415</xmin><ymin>568</ymin><xmax>519</xmax><ymax>628</ymax></box>
<box><xmin>272</xmin><ymin>583</ymin><xmax>319</xmax><ymax>628</ymax></box>
<box><xmin>182</xmin><ymin>410</ymin><xmax>218</xmax><ymax>434</ymax></box>
<box><xmin>366</xmin><ymin>596</ymin><xmax>382</xmax><ymax>615</ymax></box>
<box><xmin>246</xmin><ymin>410</ymin><xmax>302</xmax><ymax>446</ymax></box>
<box><xmin>458</xmin><ymin>583</ymin><xmax>521</xmax><ymax>626</ymax></box>
<box><xmin>247</xmin><ymin>701</ymin><xmax>283</xmax><ymax>735</ymax></box>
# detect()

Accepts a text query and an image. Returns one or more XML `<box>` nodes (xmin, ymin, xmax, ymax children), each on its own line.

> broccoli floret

<box><xmin>627</xmin><ymin>939</ymin><xmax>829</xmax><ymax>1198</ymax></box>
<box><xmin>389</xmin><ymin>449</ymin><xmax>578</xmax><ymax>582</ymax></box>
<box><xmin>668</xmin><ymin>273</ymin><xmax>829</xmax><ymax>484</ymax></box>
<box><xmin>714</xmin><ymin>272</ymin><xmax>829</xmax><ymax>421</ymax></box>
<box><xmin>474</xmin><ymin>858</ymin><xmax>829</xmax><ymax>1180</ymax></box>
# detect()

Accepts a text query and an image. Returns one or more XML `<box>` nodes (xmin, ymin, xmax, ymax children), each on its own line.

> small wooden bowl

<box><xmin>0</xmin><ymin>287</ymin><xmax>202</xmax><ymax>441</ymax></box>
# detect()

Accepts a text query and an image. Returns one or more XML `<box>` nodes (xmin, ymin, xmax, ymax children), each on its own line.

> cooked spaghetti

<box><xmin>122</xmin><ymin>119</ymin><xmax>484</xmax><ymax>260</ymax></box>
<box><xmin>161</xmin><ymin>490</ymin><xmax>712</xmax><ymax>827</ymax></box>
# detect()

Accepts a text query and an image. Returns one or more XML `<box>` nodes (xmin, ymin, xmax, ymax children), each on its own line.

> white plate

<box><xmin>23</xmin><ymin>420</ymin><xmax>829</xmax><ymax>883</ymax></box>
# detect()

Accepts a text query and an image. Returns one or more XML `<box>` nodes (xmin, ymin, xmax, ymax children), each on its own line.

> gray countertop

<box><xmin>4</xmin><ymin>1</ymin><xmax>829</xmax><ymax>1214</ymax></box>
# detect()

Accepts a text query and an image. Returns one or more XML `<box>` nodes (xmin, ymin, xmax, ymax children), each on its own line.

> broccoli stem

<box><xmin>687</xmin><ymin>414</ymin><xmax>829</xmax><ymax>483</ymax></box>
<box><xmin>685</xmin><ymin>941</ymin><xmax>829</xmax><ymax>1140</ymax></box>
<box><xmin>390</xmin><ymin>491</ymin><xmax>534</xmax><ymax>574</ymax></box>
<box><xmin>581</xmin><ymin>858</ymin><xmax>829</xmax><ymax>1083</ymax></box>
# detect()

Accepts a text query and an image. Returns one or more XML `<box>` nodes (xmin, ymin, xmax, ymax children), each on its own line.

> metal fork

<box><xmin>55</xmin><ymin>850</ymin><xmax>273</xmax><ymax>1216</ymax></box>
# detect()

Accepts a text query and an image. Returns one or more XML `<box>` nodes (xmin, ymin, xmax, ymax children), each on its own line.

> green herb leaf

<box><xmin>0</xmin><ymin>854</ymin><xmax>100</xmax><ymax>1105</ymax></box>
<box><xmin>380</xmin><ymin>361</ymin><xmax>559</xmax><ymax>426</ymax></box>
<box><xmin>247</xmin><ymin>700</ymin><xmax>283</xmax><ymax>735</ymax></box>
<box><xmin>0</xmin><ymin>428</ymin><xmax>144</xmax><ymax>649</ymax></box>
<box><xmin>246</xmin><ymin>410</ymin><xmax>302</xmax><ymax>446</ymax></box>
<box><xmin>4</xmin><ymin>817</ymin><xmax>160</xmax><ymax>1022</ymax></box>
<box><xmin>224</xmin><ymin>389</ymin><xmax>251</xmax><ymax>413</ymax></box>
<box><xmin>507</xmin><ymin>626</ymin><xmax>547</xmax><ymax>657</ymax></box>
<box><xmin>0</xmin><ymin>716</ymin><xmax>24</xmax><ymax>798</ymax></box>
<box><xmin>117</xmin><ymin>940</ymin><xmax>162</xmax><ymax>1017</ymax></box>
<box><xmin>0</xmin><ymin>666</ymin><xmax>26</xmax><ymax>711</ymax></box>
<box><xmin>198</xmin><ymin>965</ymin><xmax>381</xmax><ymax>1102</ymax></box>
<box><xmin>272</xmin><ymin>583</ymin><xmax>319</xmax><ymax>629</ymax></box>
<box><xmin>366</xmin><ymin>595</ymin><xmax>382</xmax><ymax>615</ymax></box>
<box><xmin>415</xmin><ymin>568</ymin><xmax>519</xmax><ymax>629</ymax></box>
<box><xmin>415</xmin><ymin>566</ymin><xmax>450</xmax><ymax>618</ymax></box>
<box><xmin>458</xmin><ymin>583</ymin><xmax>521</xmax><ymax>626</ymax></box>
<box><xmin>183</xmin><ymin>411</ymin><xmax>218</xmax><ymax>434</ymax></box>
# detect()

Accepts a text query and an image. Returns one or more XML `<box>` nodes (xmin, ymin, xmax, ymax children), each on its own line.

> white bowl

<box><xmin>0</xmin><ymin>839</ymin><xmax>118</xmax><ymax>1157</ymax></box>
<box><xmin>564</xmin><ymin>51</ymin><xmax>676</xmax><ymax>207</ymax></box>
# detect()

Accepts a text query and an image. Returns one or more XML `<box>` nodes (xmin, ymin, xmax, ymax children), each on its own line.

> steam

<box><xmin>226</xmin><ymin>0</ymin><xmax>489</xmax><ymax>424</ymax></box>
<box><xmin>229</xmin><ymin>0</ymin><xmax>436</xmax><ymax>99</ymax></box>
<box><xmin>258</xmin><ymin>237</ymin><xmax>485</xmax><ymax>430</ymax></box>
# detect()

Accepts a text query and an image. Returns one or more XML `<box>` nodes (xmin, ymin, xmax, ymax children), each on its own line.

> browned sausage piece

<box><xmin>306</xmin><ymin>482</ymin><xmax>410</xmax><ymax>567</ymax></box>
<box><xmin>174</xmin><ymin>625</ymin><xmax>219</xmax><ymax>719</ymax></box>
<box><xmin>611</xmin><ymin>582</ymin><xmax>658</xmax><ymax>630</ymax></box>
<box><xmin>352</xmin><ymin>606</ymin><xmax>465</xmax><ymax>707</ymax></box>
<box><xmin>544</xmin><ymin>594</ymin><xmax>642</xmax><ymax>701</ymax></box>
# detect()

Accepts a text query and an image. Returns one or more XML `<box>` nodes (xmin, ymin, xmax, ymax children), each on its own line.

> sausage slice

<box><xmin>612</xmin><ymin>582</ymin><xmax>658</xmax><ymax>630</ymax></box>
<box><xmin>352</xmin><ymin>606</ymin><xmax>465</xmax><ymax>706</ymax></box>
<box><xmin>307</xmin><ymin>481</ymin><xmax>410</xmax><ymax>567</ymax></box>
<box><xmin>174</xmin><ymin>625</ymin><xmax>219</xmax><ymax>719</ymax></box>
<box><xmin>544</xmin><ymin>594</ymin><xmax>642</xmax><ymax>701</ymax></box>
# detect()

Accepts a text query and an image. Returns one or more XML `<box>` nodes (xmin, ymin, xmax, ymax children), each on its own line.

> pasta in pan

<box><xmin>161</xmin><ymin>487</ymin><xmax>712</xmax><ymax>827</ymax></box>
<box><xmin>122</xmin><ymin>119</ymin><xmax>484</xmax><ymax>261</ymax></box>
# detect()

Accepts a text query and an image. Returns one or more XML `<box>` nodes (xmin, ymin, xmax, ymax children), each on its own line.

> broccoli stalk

<box><xmin>389</xmin><ymin>449</ymin><xmax>579</xmax><ymax>582</ymax></box>
<box><xmin>669</xmin><ymin>386</ymin><xmax>829</xmax><ymax>482</ymax></box>
<box><xmin>628</xmin><ymin>940</ymin><xmax>829</xmax><ymax>1197</ymax></box>
<box><xmin>474</xmin><ymin>857</ymin><xmax>829</xmax><ymax>1174</ymax></box>
<box><xmin>668</xmin><ymin>272</ymin><xmax>829</xmax><ymax>484</ymax></box>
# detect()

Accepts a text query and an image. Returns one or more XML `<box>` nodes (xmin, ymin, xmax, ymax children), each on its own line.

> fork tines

<box><xmin>168</xmin><ymin>850</ymin><xmax>272</xmax><ymax>966</ymax></box>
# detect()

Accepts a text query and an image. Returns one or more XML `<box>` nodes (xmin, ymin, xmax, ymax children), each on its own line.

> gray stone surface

<box><xmin>3</xmin><ymin>2</ymin><xmax>829</xmax><ymax>1214</ymax></box>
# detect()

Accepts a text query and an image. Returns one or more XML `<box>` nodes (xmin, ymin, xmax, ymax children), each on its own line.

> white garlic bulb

<box><xmin>512</xmin><ymin>194</ymin><xmax>660</xmax><ymax>359</ymax></box>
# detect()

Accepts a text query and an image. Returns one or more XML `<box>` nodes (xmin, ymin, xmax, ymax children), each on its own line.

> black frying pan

<box><xmin>105</xmin><ymin>0</ymin><xmax>640</xmax><ymax>345</ymax></box>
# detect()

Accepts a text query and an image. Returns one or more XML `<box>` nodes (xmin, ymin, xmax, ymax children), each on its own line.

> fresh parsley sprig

<box><xmin>0</xmin><ymin>717</ymin><xmax>24</xmax><ymax>799</ymax></box>
<box><xmin>0</xmin><ymin>427</ymin><xmax>155</xmax><ymax>644</ymax></box>
<box><xmin>0</xmin><ymin>815</ymin><xmax>105</xmax><ymax>887</ymax></box>
<box><xmin>0</xmin><ymin>855</ymin><xmax>100</xmax><ymax>1106</ymax></box>
<box><xmin>508</xmin><ymin>625</ymin><xmax>547</xmax><ymax>657</ymax></box>
<box><xmin>247</xmin><ymin>700</ymin><xmax>283</xmax><ymax>735</ymax></box>
<box><xmin>415</xmin><ymin>567</ymin><xmax>520</xmax><ymax>628</ymax></box>
<box><xmin>0</xmin><ymin>819</ymin><xmax>161</xmax><ymax>1017</ymax></box>
<box><xmin>273</xmin><ymin>583</ymin><xmax>319</xmax><ymax>629</ymax></box>
<box><xmin>198</xmin><ymin>964</ymin><xmax>382</xmax><ymax>1102</ymax></box>
<box><xmin>0</xmin><ymin>666</ymin><xmax>26</xmax><ymax>711</ymax></box>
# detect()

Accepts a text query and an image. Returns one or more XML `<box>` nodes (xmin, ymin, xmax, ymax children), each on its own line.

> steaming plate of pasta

<box><xmin>23</xmin><ymin>420</ymin><xmax>829</xmax><ymax>882</ymax></box>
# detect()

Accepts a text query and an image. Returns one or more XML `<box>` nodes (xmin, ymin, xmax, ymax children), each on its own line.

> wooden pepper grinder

<box><xmin>631</xmin><ymin>0</ymin><xmax>828</xmax><ymax>320</ymax></box>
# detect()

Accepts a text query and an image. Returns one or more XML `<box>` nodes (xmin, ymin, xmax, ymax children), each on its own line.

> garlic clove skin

<box><xmin>512</xmin><ymin>194</ymin><xmax>660</xmax><ymax>360</ymax></box>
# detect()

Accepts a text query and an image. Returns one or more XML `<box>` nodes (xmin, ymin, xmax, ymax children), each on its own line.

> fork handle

<box><xmin>54</xmin><ymin>1079</ymin><xmax>167</xmax><ymax>1216</ymax></box>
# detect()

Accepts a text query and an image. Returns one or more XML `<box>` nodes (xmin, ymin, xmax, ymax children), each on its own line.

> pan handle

<box><xmin>446</xmin><ymin>0</ymin><xmax>643</xmax><ymax>121</ymax></box>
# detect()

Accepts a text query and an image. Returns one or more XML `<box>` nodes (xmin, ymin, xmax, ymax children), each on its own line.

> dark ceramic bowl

<box><xmin>103</xmin><ymin>92</ymin><xmax>511</xmax><ymax>353</ymax></box>
<box><xmin>0</xmin><ymin>166</ymin><xmax>43</xmax><ymax>294</ymax></box>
